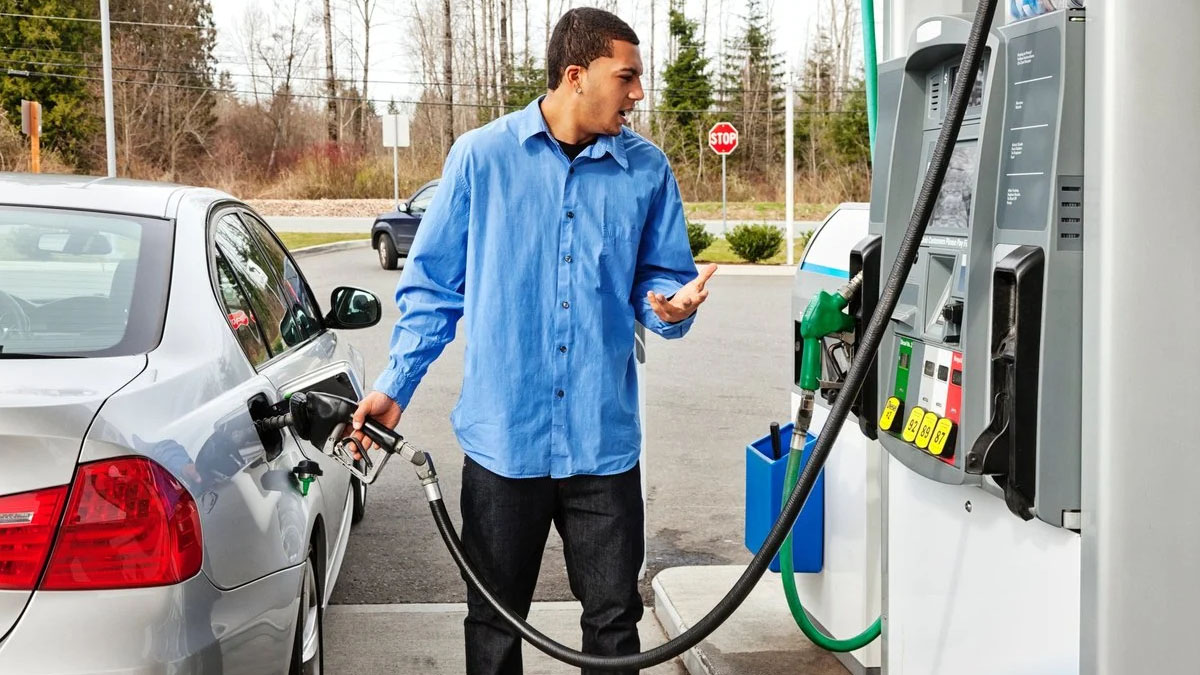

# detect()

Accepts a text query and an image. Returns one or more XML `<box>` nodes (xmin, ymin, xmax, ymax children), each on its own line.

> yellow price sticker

<box><xmin>879</xmin><ymin>397</ymin><xmax>902</xmax><ymax>431</ymax></box>
<box><xmin>915</xmin><ymin>411</ymin><xmax>939</xmax><ymax>449</ymax></box>
<box><xmin>929</xmin><ymin>417</ymin><xmax>956</xmax><ymax>457</ymax></box>
<box><xmin>902</xmin><ymin>407</ymin><xmax>926</xmax><ymax>443</ymax></box>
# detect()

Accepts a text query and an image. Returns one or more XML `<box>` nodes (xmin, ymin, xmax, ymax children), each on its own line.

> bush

<box><xmin>686</xmin><ymin>221</ymin><xmax>715</xmax><ymax>257</ymax></box>
<box><xmin>726</xmin><ymin>224</ymin><xmax>784</xmax><ymax>263</ymax></box>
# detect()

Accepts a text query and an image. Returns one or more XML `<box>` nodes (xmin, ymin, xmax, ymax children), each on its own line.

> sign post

<box><xmin>708</xmin><ymin>122</ymin><xmax>739</xmax><ymax>234</ymax></box>
<box><xmin>20</xmin><ymin>100</ymin><xmax>41</xmax><ymax>174</ymax></box>
<box><xmin>382</xmin><ymin>113</ymin><xmax>411</xmax><ymax>210</ymax></box>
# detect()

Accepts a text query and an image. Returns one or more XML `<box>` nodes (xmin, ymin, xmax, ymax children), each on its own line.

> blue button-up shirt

<box><xmin>374</xmin><ymin>97</ymin><xmax>698</xmax><ymax>478</ymax></box>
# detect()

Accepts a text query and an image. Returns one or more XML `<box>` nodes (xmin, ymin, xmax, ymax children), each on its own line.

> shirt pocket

<box><xmin>596</xmin><ymin>196</ymin><xmax>645</xmax><ymax>297</ymax></box>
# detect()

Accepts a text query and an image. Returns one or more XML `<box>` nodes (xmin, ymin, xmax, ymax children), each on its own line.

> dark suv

<box><xmin>371</xmin><ymin>179</ymin><xmax>439</xmax><ymax>269</ymax></box>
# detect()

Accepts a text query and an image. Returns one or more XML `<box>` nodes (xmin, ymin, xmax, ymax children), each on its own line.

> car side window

<box><xmin>213</xmin><ymin>248</ymin><xmax>271</xmax><ymax>366</ymax></box>
<box><xmin>410</xmin><ymin>185</ymin><xmax>436</xmax><ymax>214</ymax></box>
<box><xmin>213</xmin><ymin>212</ymin><xmax>299</xmax><ymax>357</ymax></box>
<box><xmin>238</xmin><ymin>210</ymin><xmax>323</xmax><ymax>344</ymax></box>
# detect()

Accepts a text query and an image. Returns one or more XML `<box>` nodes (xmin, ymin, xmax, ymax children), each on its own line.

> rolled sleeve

<box><xmin>372</xmin><ymin>140</ymin><xmax>472</xmax><ymax>407</ymax></box>
<box><xmin>630</xmin><ymin>165</ymin><xmax>699</xmax><ymax>339</ymax></box>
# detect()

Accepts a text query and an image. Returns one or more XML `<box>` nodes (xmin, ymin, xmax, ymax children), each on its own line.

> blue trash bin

<box><xmin>744</xmin><ymin>422</ymin><xmax>824</xmax><ymax>573</ymax></box>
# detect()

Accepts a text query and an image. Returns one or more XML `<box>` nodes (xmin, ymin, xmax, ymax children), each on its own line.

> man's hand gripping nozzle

<box><xmin>255</xmin><ymin>391</ymin><xmax>442</xmax><ymax>500</ymax></box>
<box><xmin>794</xmin><ymin>272</ymin><xmax>864</xmax><ymax>450</ymax></box>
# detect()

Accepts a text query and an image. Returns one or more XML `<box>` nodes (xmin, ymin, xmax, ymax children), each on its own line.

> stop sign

<box><xmin>708</xmin><ymin>122</ymin><xmax>739</xmax><ymax>155</ymax></box>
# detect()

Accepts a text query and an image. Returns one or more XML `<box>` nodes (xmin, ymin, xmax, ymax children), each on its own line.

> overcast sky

<box><xmin>206</xmin><ymin>0</ymin><xmax>839</xmax><ymax>110</ymax></box>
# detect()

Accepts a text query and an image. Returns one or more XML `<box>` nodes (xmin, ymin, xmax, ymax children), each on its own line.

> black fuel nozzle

<box><xmin>256</xmin><ymin>391</ymin><xmax>406</xmax><ymax>456</ymax></box>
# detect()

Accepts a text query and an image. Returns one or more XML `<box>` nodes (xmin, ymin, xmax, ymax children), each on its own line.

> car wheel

<box><xmin>290</xmin><ymin>547</ymin><xmax>323</xmax><ymax>675</ymax></box>
<box><xmin>376</xmin><ymin>234</ymin><xmax>399</xmax><ymax>270</ymax></box>
<box><xmin>351</xmin><ymin>459</ymin><xmax>367</xmax><ymax>525</ymax></box>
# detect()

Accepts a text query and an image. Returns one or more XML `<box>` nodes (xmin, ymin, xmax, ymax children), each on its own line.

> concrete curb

<box><xmin>652</xmin><ymin>574</ymin><xmax>714</xmax><ymax>675</ymax></box>
<box><xmin>705</xmin><ymin>264</ymin><xmax>797</xmax><ymax>277</ymax></box>
<box><xmin>290</xmin><ymin>238</ymin><xmax>372</xmax><ymax>258</ymax></box>
<box><xmin>289</xmin><ymin>240</ymin><xmax>798</xmax><ymax>279</ymax></box>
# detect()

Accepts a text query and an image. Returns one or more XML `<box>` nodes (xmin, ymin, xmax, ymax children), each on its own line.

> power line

<box><xmin>0</xmin><ymin>11</ymin><xmax>213</xmax><ymax>31</ymax></box>
<box><xmin>4</xmin><ymin>65</ymin><xmax>862</xmax><ymax>116</ymax></box>
<box><xmin>0</xmin><ymin>50</ymin><xmax>867</xmax><ymax>97</ymax></box>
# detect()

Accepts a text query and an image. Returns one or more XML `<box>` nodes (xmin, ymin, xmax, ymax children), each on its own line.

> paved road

<box><xmin>268</xmin><ymin>215</ymin><xmax>821</xmax><ymax>237</ymax></box>
<box><xmin>300</xmin><ymin>248</ymin><xmax>795</xmax><ymax>606</ymax></box>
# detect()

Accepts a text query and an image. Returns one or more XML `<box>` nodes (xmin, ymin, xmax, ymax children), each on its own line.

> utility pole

<box><xmin>785</xmin><ymin>61</ymin><xmax>795</xmax><ymax>265</ymax></box>
<box><xmin>100</xmin><ymin>0</ymin><xmax>116</xmax><ymax>177</ymax></box>
<box><xmin>21</xmin><ymin>100</ymin><xmax>41</xmax><ymax>174</ymax></box>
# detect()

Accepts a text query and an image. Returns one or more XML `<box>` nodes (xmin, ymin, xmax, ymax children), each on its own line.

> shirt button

<box><xmin>559</xmin><ymin>345</ymin><xmax>567</xmax><ymax>353</ymax></box>
<box><xmin>561</xmin><ymin>301</ymin><xmax>570</xmax><ymax>309</ymax></box>
<box><xmin>566</xmin><ymin>211</ymin><xmax>575</xmax><ymax>219</ymax></box>
<box><xmin>564</xmin><ymin>255</ymin><xmax>572</xmax><ymax>263</ymax></box>
<box><xmin>556</xmin><ymin>389</ymin><xmax>565</xmax><ymax>398</ymax></box>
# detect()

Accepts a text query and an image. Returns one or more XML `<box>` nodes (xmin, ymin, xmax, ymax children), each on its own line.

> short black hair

<box><xmin>546</xmin><ymin>8</ymin><xmax>640</xmax><ymax>90</ymax></box>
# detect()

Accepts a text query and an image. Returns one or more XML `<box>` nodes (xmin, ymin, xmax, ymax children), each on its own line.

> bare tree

<box><xmin>353</xmin><ymin>0</ymin><xmax>378</xmax><ymax>144</ymax></box>
<box><xmin>469</xmin><ymin>0</ymin><xmax>483</xmax><ymax>106</ymax></box>
<box><xmin>499</xmin><ymin>0</ymin><xmax>510</xmax><ymax>103</ymax></box>
<box><xmin>323</xmin><ymin>0</ymin><xmax>338</xmax><ymax>142</ymax></box>
<box><xmin>444</xmin><ymin>0</ymin><xmax>455</xmax><ymax>147</ymax></box>
<box><xmin>241</xmin><ymin>0</ymin><xmax>314</xmax><ymax>173</ymax></box>
<box><xmin>649</xmin><ymin>0</ymin><xmax>656</xmax><ymax>139</ymax></box>
<box><xmin>485</xmin><ymin>0</ymin><xmax>496</xmax><ymax>115</ymax></box>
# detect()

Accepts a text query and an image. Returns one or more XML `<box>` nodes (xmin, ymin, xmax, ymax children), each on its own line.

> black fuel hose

<box><xmin>425</xmin><ymin>0</ymin><xmax>999</xmax><ymax>668</ymax></box>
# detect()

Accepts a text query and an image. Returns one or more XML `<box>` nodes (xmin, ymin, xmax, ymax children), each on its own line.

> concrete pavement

<box><xmin>654</xmin><ymin>566</ymin><xmax>851</xmax><ymax>675</ymax></box>
<box><xmin>325</xmin><ymin>602</ymin><xmax>685</xmax><ymax>674</ymax></box>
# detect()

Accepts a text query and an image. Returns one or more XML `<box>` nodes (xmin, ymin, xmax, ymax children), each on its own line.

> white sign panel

<box><xmin>382</xmin><ymin>114</ymin><xmax>411</xmax><ymax>148</ymax></box>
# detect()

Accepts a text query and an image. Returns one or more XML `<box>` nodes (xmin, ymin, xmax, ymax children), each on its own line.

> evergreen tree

<box><xmin>718</xmin><ymin>0</ymin><xmax>784</xmax><ymax>170</ymax></box>
<box><xmin>503</xmin><ymin>57</ymin><xmax>544</xmax><ymax>111</ymax></box>
<box><xmin>0</xmin><ymin>0</ymin><xmax>100</xmax><ymax>166</ymax></box>
<box><xmin>659</xmin><ymin>6</ymin><xmax>712</xmax><ymax>160</ymax></box>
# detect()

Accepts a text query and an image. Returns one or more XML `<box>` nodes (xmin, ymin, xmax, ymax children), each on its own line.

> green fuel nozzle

<box><xmin>798</xmin><ymin>273</ymin><xmax>864</xmax><ymax>393</ymax></box>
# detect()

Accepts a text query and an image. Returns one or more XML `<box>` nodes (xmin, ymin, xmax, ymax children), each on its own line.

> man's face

<box><xmin>577</xmin><ymin>40</ymin><xmax>645</xmax><ymax>136</ymax></box>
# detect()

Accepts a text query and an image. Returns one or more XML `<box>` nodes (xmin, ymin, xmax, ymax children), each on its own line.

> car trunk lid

<box><xmin>0</xmin><ymin>356</ymin><xmax>145</xmax><ymax>638</ymax></box>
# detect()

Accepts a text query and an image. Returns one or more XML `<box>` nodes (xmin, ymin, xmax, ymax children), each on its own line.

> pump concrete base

<box><xmin>653</xmin><ymin>566</ymin><xmax>857</xmax><ymax>675</ymax></box>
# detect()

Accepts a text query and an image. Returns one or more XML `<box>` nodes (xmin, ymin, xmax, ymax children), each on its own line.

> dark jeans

<box><xmin>460</xmin><ymin>456</ymin><xmax>645</xmax><ymax>675</ymax></box>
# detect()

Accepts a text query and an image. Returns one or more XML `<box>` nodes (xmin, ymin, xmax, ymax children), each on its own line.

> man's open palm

<box><xmin>647</xmin><ymin>263</ymin><xmax>717</xmax><ymax>324</ymax></box>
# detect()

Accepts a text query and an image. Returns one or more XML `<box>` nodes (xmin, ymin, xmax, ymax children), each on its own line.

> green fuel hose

<box><xmin>773</xmin><ymin>0</ymin><xmax>884</xmax><ymax>653</ymax></box>
<box><xmin>863</xmin><ymin>0</ymin><xmax>879</xmax><ymax>154</ymax></box>
<box><xmin>779</xmin><ymin>428</ymin><xmax>881</xmax><ymax>652</ymax></box>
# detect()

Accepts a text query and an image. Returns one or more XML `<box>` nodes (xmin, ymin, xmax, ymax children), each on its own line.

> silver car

<box><xmin>0</xmin><ymin>173</ymin><xmax>379</xmax><ymax>674</ymax></box>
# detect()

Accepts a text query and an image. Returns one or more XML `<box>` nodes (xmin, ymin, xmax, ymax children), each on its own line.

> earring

<box><xmin>575</xmin><ymin>88</ymin><xmax>583</xmax><ymax>95</ymax></box>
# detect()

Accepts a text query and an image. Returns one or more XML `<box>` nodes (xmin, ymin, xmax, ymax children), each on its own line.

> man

<box><xmin>350</xmin><ymin>8</ymin><xmax>715</xmax><ymax>674</ymax></box>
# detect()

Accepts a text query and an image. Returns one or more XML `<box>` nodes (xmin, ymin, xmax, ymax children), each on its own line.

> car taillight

<box><xmin>41</xmin><ymin>457</ymin><xmax>203</xmax><ymax>590</ymax></box>
<box><xmin>0</xmin><ymin>486</ymin><xmax>68</xmax><ymax>590</ymax></box>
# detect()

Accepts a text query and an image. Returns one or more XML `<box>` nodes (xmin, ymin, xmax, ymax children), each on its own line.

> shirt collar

<box><xmin>516</xmin><ymin>96</ymin><xmax>629</xmax><ymax>170</ymax></box>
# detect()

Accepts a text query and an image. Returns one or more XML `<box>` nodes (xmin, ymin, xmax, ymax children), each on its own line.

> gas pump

<box><xmin>868</xmin><ymin>8</ymin><xmax>1085</xmax><ymax>528</ymax></box>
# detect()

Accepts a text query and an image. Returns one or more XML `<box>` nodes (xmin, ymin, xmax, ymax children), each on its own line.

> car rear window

<box><xmin>0</xmin><ymin>206</ymin><xmax>173</xmax><ymax>358</ymax></box>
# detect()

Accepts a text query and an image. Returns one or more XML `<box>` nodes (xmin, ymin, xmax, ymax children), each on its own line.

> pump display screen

<box><xmin>948</xmin><ymin>64</ymin><xmax>986</xmax><ymax>109</ymax></box>
<box><xmin>929</xmin><ymin>141</ymin><xmax>977</xmax><ymax>229</ymax></box>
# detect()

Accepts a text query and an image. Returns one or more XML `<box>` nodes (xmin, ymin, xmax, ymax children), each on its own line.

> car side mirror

<box><xmin>402</xmin><ymin>201</ymin><xmax>412</xmax><ymax>215</ymax></box>
<box><xmin>324</xmin><ymin>286</ymin><xmax>382</xmax><ymax>329</ymax></box>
